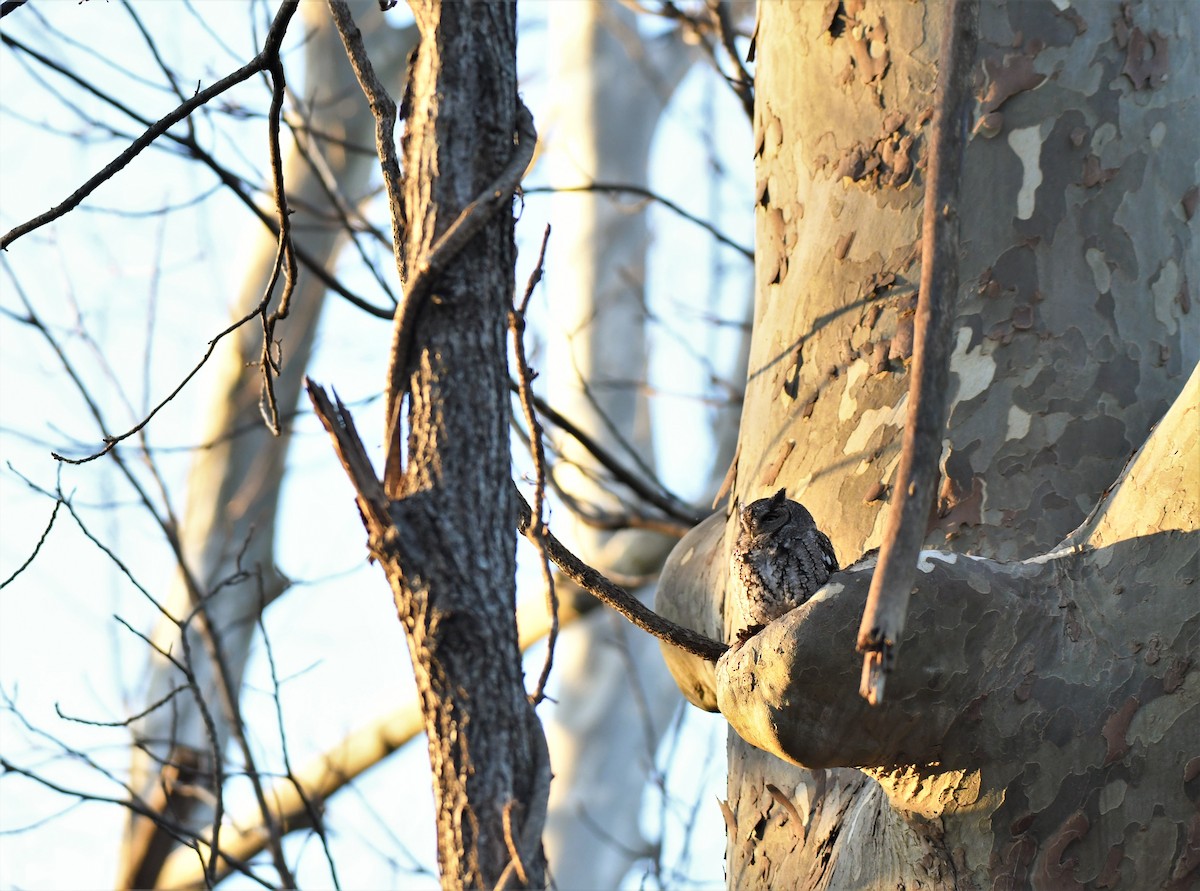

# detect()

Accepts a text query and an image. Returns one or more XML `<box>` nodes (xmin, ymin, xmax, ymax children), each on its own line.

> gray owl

<box><xmin>730</xmin><ymin>488</ymin><xmax>838</xmax><ymax>642</ymax></box>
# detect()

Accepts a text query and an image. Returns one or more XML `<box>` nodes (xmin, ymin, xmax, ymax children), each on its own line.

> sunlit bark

<box><xmin>660</xmin><ymin>0</ymin><xmax>1199</xmax><ymax>886</ymax></box>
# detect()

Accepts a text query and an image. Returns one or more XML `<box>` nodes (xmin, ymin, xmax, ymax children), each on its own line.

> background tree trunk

<box><xmin>120</xmin><ymin>8</ymin><xmax>415</xmax><ymax>887</ymax></box>
<box><xmin>539</xmin><ymin>3</ymin><xmax>696</xmax><ymax>885</ymax></box>
<box><xmin>660</xmin><ymin>0</ymin><xmax>1198</xmax><ymax>887</ymax></box>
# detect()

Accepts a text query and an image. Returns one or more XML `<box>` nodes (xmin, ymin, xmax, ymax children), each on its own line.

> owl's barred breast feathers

<box><xmin>729</xmin><ymin>488</ymin><xmax>838</xmax><ymax>640</ymax></box>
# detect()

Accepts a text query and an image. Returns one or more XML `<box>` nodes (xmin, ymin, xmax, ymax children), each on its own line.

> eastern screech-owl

<box><xmin>730</xmin><ymin>488</ymin><xmax>838</xmax><ymax>641</ymax></box>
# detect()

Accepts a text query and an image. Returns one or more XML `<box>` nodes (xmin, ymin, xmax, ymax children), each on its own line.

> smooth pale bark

<box><xmin>540</xmin><ymin>3</ymin><xmax>697</xmax><ymax>886</ymax></box>
<box><xmin>543</xmin><ymin>0</ymin><xmax>690</xmax><ymax>572</ymax></box>
<box><xmin>121</xmin><ymin>7</ymin><xmax>415</xmax><ymax>887</ymax></box>
<box><xmin>660</xmin><ymin>0</ymin><xmax>1198</xmax><ymax>887</ymax></box>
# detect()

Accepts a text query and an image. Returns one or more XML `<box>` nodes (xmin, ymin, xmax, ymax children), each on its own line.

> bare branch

<box><xmin>510</xmin><ymin>225</ymin><xmax>557</xmax><ymax>704</ymax></box>
<box><xmin>255</xmin><ymin>28</ymin><xmax>299</xmax><ymax>437</ymax></box>
<box><xmin>1</xmin><ymin>29</ymin><xmax>392</xmax><ymax>319</ymax></box>
<box><xmin>523</xmin><ymin>182</ymin><xmax>753</xmax><ymax>259</ymax></box>
<box><xmin>0</xmin><ymin>498</ymin><xmax>60</xmax><ymax>589</ymax></box>
<box><xmin>512</xmin><ymin>382</ymin><xmax>703</xmax><ymax>526</ymax></box>
<box><xmin>0</xmin><ymin>1</ymin><xmax>301</xmax><ymax>251</ymax></box>
<box><xmin>514</xmin><ymin>490</ymin><xmax>727</xmax><ymax>663</ymax></box>
<box><xmin>856</xmin><ymin>0</ymin><xmax>979</xmax><ymax>705</ymax></box>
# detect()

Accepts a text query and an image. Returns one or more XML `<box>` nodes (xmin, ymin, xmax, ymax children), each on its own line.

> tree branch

<box><xmin>0</xmin><ymin>1</ymin><xmax>300</xmax><ymax>251</ymax></box>
<box><xmin>514</xmin><ymin>491</ymin><xmax>727</xmax><ymax>662</ymax></box>
<box><xmin>856</xmin><ymin>0</ymin><xmax>979</xmax><ymax>705</ymax></box>
<box><xmin>305</xmin><ymin>380</ymin><xmax>728</xmax><ymax>665</ymax></box>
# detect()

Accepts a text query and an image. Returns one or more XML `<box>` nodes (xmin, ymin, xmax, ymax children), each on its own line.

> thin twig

<box><xmin>856</xmin><ymin>0</ymin><xmax>979</xmax><ymax>705</ymax></box>
<box><xmin>512</xmin><ymin>381</ymin><xmax>703</xmax><ymax>526</ymax></box>
<box><xmin>257</xmin><ymin>581</ymin><xmax>341</xmax><ymax>890</ymax></box>
<box><xmin>0</xmin><ymin>499</ymin><xmax>60</xmax><ymax>589</ymax></box>
<box><xmin>514</xmin><ymin>489</ymin><xmax>727</xmax><ymax>662</ymax></box>
<box><xmin>523</xmin><ymin>182</ymin><xmax>753</xmax><ymax>260</ymax></box>
<box><xmin>510</xmin><ymin>226</ymin><xmax>557</xmax><ymax>704</ymax></box>
<box><xmin>0</xmin><ymin>1</ymin><xmax>300</xmax><ymax>251</ymax></box>
<box><xmin>707</xmin><ymin>0</ymin><xmax>754</xmax><ymax>119</ymax></box>
<box><xmin>1</xmin><ymin>29</ymin><xmax>391</xmax><ymax>319</ymax></box>
<box><xmin>255</xmin><ymin>34</ymin><xmax>299</xmax><ymax>436</ymax></box>
<box><xmin>54</xmin><ymin>685</ymin><xmax>188</xmax><ymax>729</ymax></box>
<box><xmin>50</xmin><ymin>292</ymin><xmax>288</xmax><ymax>464</ymax></box>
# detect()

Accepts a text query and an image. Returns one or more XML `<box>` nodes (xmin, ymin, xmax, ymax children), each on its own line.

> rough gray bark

<box><xmin>120</xmin><ymin>7</ymin><xmax>415</xmax><ymax>887</ymax></box>
<box><xmin>374</xmin><ymin>2</ymin><xmax>547</xmax><ymax>886</ymax></box>
<box><xmin>659</xmin><ymin>0</ymin><xmax>1198</xmax><ymax>887</ymax></box>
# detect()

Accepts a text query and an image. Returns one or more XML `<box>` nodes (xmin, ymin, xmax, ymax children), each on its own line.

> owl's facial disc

<box><xmin>757</xmin><ymin>506</ymin><xmax>788</xmax><ymax>534</ymax></box>
<box><xmin>742</xmin><ymin>501</ymin><xmax>787</xmax><ymax>536</ymax></box>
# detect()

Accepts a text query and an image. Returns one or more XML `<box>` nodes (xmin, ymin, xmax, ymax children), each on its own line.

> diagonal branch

<box><xmin>0</xmin><ymin>1</ymin><xmax>300</xmax><ymax>251</ymax></box>
<box><xmin>856</xmin><ymin>0</ymin><xmax>979</xmax><ymax>705</ymax></box>
<box><xmin>381</xmin><ymin>101</ymin><xmax>538</xmax><ymax>495</ymax></box>
<box><xmin>305</xmin><ymin>379</ymin><xmax>728</xmax><ymax>664</ymax></box>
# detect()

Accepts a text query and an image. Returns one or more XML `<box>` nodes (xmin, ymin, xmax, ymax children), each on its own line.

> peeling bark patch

<box><xmin>760</xmin><ymin>440</ymin><xmax>796</xmax><ymax>488</ymax></box>
<box><xmin>1035</xmin><ymin>810</ymin><xmax>1089</xmax><ymax>887</ymax></box>
<box><xmin>766</xmin><ymin>783</ymin><xmax>808</xmax><ymax>841</ymax></box>
<box><xmin>996</xmin><ymin>834</ymin><xmax>1039</xmax><ymax>888</ymax></box>
<box><xmin>1094</xmin><ymin>843</ymin><xmax>1125</xmax><ymax>888</ymax></box>
<box><xmin>1168</xmin><ymin>814</ymin><xmax>1200</xmax><ymax>886</ymax></box>
<box><xmin>1014</xmin><ymin>666</ymin><xmax>1036</xmax><ymax>703</ymax></box>
<box><xmin>1056</xmin><ymin>5</ymin><xmax>1088</xmax><ymax>37</ymax></box>
<box><xmin>782</xmin><ymin>346</ymin><xmax>803</xmax><ymax>401</ymax></box>
<box><xmin>1161</xmin><ymin>657</ymin><xmax>1190</xmax><ymax>694</ymax></box>
<box><xmin>820</xmin><ymin>0</ymin><xmax>844</xmax><ymax>39</ymax></box>
<box><xmin>1119</xmin><ymin>26</ymin><xmax>1169</xmax><ymax>91</ymax></box>
<box><xmin>1081</xmin><ymin>155</ymin><xmax>1119</xmax><ymax>188</ymax></box>
<box><xmin>889</xmin><ymin>313</ymin><xmax>914</xmax><ymax>363</ymax></box>
<box><xmin>830</xmin><ymin>115</ymin><xmax>916</xmax><ymax>190</ymax></box>
<box><xmin>834</xmin><ymin>231</ymin><xmax>855</xmax><ymax>261</ymax></box>
<box><xmin>1183</xmin><ymin>186</ymin><xmax>1199</xmax><ymax>222</ymax></box>
<box><xmin>1101</xmin><ymin>696</ymin><xmax>1138</xmax><ymax>765</ymax></box>
<box><xmin>832</xmin><ymin>0</ymin><xmax>889</xmax><ymax>87</ymax></box>
<box><xmin>935</xmin><ymin>474</ymin><xmax>984</xmax><ymax>533</ymax></box>
<box><xmin>763</xmin><ymin>207</ymin><xmax>787</xmax><ymax>285</ymax></box>
<box><xmin>980</xmin><ymin>51</ymin><xmax>1047</xmax><ymax>116</ymax></box>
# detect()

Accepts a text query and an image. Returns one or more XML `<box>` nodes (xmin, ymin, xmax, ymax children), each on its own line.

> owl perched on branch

<box><xmin>730</xmin><ymin>488</ymin><xmax>839</xmax><ymax>643</ymax></box>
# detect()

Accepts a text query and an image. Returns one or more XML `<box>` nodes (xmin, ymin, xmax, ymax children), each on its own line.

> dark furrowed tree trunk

<box><xmin>394</xmin><ymin>2</ymin><xmax>547</xmax><ymax>887</ymax></box>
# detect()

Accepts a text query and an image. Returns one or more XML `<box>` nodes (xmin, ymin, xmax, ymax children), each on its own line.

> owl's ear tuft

<box><xmin>770</xmin><ymin>487</ymin><xmax>788</xmax><ymax>506</ymax></box>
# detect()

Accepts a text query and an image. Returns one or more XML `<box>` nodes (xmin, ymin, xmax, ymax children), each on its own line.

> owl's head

<box><xmin>739</xmin><ymin>487</ymin><xmax>814</xmax><ymax>538</ymax></box>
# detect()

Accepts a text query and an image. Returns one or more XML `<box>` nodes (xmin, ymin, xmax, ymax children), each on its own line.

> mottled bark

<box><xmin>121</xmin><ymin>7</ymin><xmax>415</xmax><ymax>887</ymax></box>
<box><xmin>660</xmin><ymin>0</ymin><xmax>1198</xmax><ymax>887</ymax></box>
